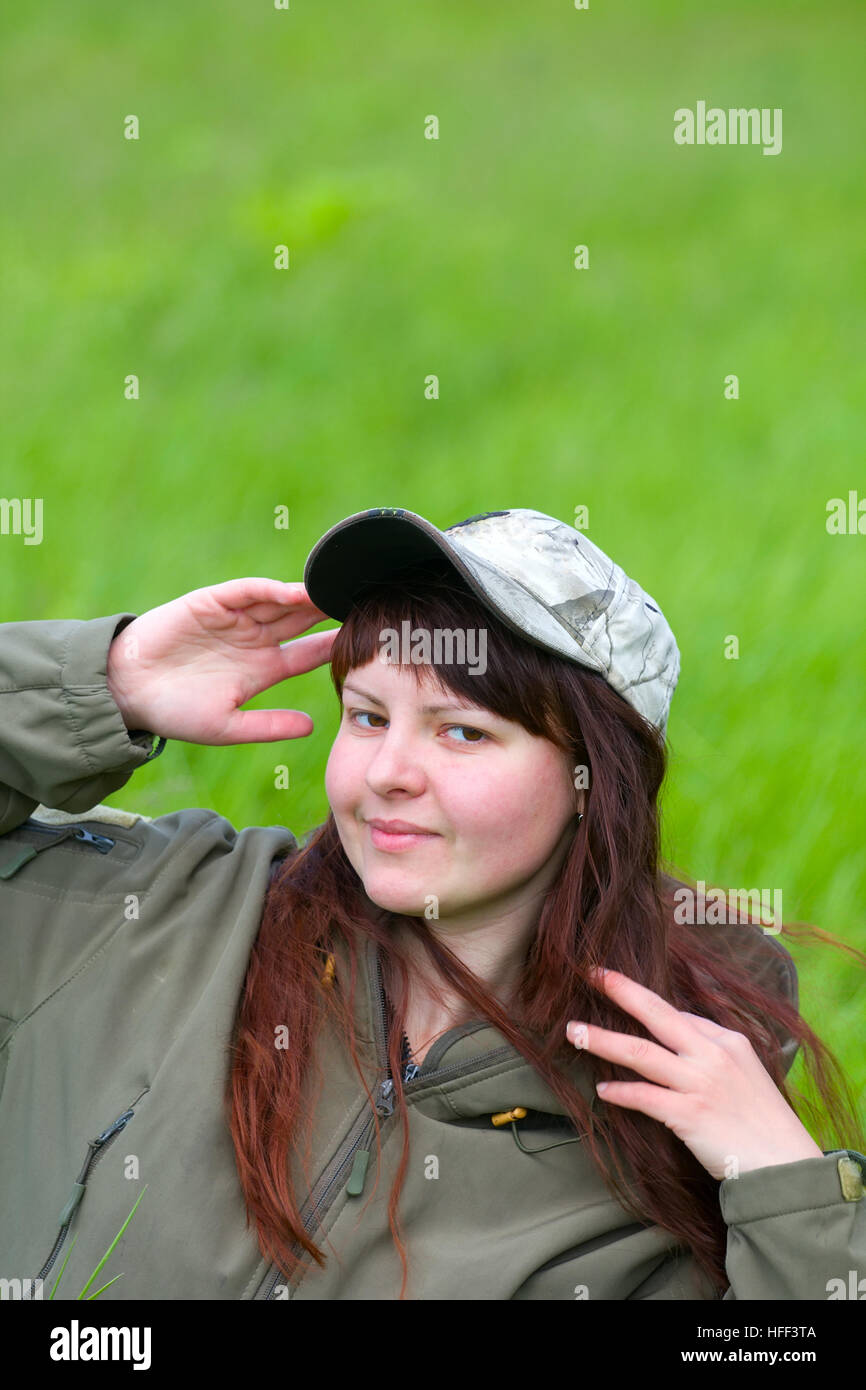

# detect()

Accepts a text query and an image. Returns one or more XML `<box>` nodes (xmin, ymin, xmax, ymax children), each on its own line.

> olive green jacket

<box><xmin>0</xmin><ymin>613</ymin><xmax>864</xmax><ymax>1300</ymax></box>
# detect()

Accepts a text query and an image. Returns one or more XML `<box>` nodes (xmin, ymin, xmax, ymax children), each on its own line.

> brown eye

<box><xmin>445</xmin><ymin>725</ymin><xmax>487</xmax><ymax>744</ymax></box>
<box><xmin>348</xmin><ymin>710</ymin><xmax>386</xmax><ymax>729</ymax></box>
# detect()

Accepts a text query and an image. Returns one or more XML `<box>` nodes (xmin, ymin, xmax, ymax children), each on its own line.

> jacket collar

<box><xmin>326</xmin><ymin>908</ymin><xmax>600</xmax><ymax>1122</ymax></box>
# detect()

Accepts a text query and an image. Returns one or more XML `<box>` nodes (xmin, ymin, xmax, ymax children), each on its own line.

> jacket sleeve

<box><xmin>717</xmin><ymin>1147</ymin><xmax>866</xmax><ymax>1299</ymax></box>
<box><xmin>627</xmin><ymin>1148</ymin><xmax>866</xmax><ymax>1299</ymax></box>
<box><xmin>629</xmin><ymin>915</ymin><xmax>866</xmax><ymax>1298</ymax></box>
<box><xmin>0</xmin><ymin>613</ymin><xmax>167</xmax><ymax>836</ymax></box>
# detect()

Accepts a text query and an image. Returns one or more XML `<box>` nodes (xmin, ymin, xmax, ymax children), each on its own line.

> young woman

<box><xmin>0</xmin><ymin>506</ymin><xmax>863</xmax><ymax>1302</ymax></box>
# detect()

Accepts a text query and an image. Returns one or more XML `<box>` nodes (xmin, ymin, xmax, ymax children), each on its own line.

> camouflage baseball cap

<box><xmin>303</xmin><ymin>506</ymin><xmax>680</xmax><ymax>736</ymax></box>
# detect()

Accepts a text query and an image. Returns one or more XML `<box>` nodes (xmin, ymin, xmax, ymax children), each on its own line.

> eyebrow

<box><xmin>341</xmin><ymin>681</ymin><xmax>491</xmax><ymax>719</ymax></box>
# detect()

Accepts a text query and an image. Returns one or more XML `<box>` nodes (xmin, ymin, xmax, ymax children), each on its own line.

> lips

<box><xmin>366</xmin><ymin>818</ymin><xmax>438</xmax><ymax>835</ymax></box>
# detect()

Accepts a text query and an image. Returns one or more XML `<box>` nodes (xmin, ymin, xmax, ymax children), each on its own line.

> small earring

<box><xmin>576</xmin><ymin>812</ymin><xmax>584</xmax><ymax>824</ymax></box>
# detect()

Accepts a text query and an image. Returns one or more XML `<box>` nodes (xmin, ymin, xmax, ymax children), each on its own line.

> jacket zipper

<box><xmin>21</xmin><ymin>819</ymin><xmax>116</xmax><ymax>851</ymax></box>
<box><xmin>256</xmin><ymin>950</ymin><xmax>513</xmax><ymax>1300</ymax></box>
<box><xmin>1</xmin><ymin>820</ymin><xmax>117</xmax><ymax>879</ymax></box>
<box><xmin>25</xmin><ymin>1088</ymin><xmax>148</xmax><ymax>1298</ymax></box>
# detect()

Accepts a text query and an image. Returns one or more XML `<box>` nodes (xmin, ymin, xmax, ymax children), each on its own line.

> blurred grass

<box><xmin>1</xmin><ymin>0</ymin><xmax>863</xmax><ymax>1124</ymax></box>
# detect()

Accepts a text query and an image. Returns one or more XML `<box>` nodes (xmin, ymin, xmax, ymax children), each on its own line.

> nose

<box><xmin>363</xmin><ymin>721</ymin><xmax>428</xmax><ymax>798</ymax></box>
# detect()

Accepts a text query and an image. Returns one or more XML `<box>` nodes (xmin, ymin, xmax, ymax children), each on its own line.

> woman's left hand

<box><xmin>566</xmin><ymin>967</ymin><xmax>823</xmax><ymax>1180</ymax></box>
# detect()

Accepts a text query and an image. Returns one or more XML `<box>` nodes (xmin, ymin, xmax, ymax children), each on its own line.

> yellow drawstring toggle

<box><xmin>320</xmin><ymin>953</ymin><xmax>336</xmax><ymax>989</ymax></box>
<box><xmin>491</xmin><ymin>1105</ymin><xmax>593</xmax><ymax>1153</ymax></box>
<box><xmin>491</xmin><ymin>1107</ymin><xmax>527</xmax><ymax>1127</ymax></box>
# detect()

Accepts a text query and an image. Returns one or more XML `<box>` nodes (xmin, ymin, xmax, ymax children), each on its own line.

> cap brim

<box><xmin>303</xmin><ymin>508</ymin><xmax>479</xmax><ymax>619</ymax></box>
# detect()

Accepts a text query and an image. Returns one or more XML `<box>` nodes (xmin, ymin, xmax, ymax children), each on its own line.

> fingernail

<box><xmin>568</xmin><ymin>1022</ymin><xmax>588</xmax><ymax>1048</ymax></box>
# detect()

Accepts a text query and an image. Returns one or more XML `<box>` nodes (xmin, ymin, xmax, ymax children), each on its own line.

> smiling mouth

<box><xmin>366</xmin><ymin>823</ymin><xmax>439</xmax><ymax>851</ymax></box>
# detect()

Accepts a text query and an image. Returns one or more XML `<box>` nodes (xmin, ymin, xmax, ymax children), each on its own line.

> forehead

<box><xmin>341</xmin><ymin>658</ymin><xmax>492</xmax><ymax>715</ymax></box>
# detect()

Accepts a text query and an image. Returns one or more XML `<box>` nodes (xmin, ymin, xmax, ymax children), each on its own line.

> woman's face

<box><xmin>325</xmin><ymin>655</ymin><xmax>582</xmax><ymax>926</ymax></box>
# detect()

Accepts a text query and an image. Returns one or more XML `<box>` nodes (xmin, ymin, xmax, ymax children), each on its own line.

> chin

<box><xmin>362</xmin><ymin>886</ymin><xmax>427</xmax><ymax>917</ymax></box>
<box><xmin>358</xmin><ymin>871</ymin><xmax>431</xmax><ymax>918</ymax></box>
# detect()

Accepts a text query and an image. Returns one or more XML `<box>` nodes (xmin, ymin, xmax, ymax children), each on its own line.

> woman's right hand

<box><xmin>106</xmin><ymin>578</ymin><xmax>339</xmax><ymax>745</ymax></box>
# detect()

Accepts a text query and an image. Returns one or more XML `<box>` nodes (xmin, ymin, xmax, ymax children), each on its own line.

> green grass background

<box><xmin>2</xmin><ymin>0</ymin><xmax>864</xmax><ymax>1130</ymax></box>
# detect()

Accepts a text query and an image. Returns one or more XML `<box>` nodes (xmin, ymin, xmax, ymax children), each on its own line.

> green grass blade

<box><xmin>49</xmin><ymin>1233</ymin><xmax>79</xmax><ymax>1300</ymax></box>
<box><xmin>85</xmin><ymin>1273</ymin><xmax>124</xmax><ymax>1299</ymax></box>
<box><xmin>76</xmin><ymin>1185</ymin><xmax>147</xmax><ymax>1300</ymax></box>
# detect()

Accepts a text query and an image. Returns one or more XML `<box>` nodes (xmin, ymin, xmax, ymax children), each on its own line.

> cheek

<box><xmin>324</xmin><ymin>734</ymin><xmax>358</xmax><ymax>811</ymax></box>
<box><xmin>446</xmin><ymin>757</ymin><xmax>571</xmax><ymax>851</ymax></box>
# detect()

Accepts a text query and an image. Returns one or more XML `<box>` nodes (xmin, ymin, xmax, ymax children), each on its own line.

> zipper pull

<box><xmin>346</xmin><ymin>1148</ymin><xmax>371</xmax><ymax>1197</ymax></box>
<box><xmin>32</xmin><ymin>1105</ymin><xmax>141</xmax><ymax>1286</ymax></box>
<box><xmin>72</xmin><ymin>827</ymin><xmax>116</xmax><ymax>853</ymax></box>
<box><xmin>58</xmin><ymin>1182</ymin><xmax>87</xmax><ymax>1226</ymax></box>
<box><xmin>0</xmin><ymin>824</ymin><xmax>116</xmax><ymax>880</ymax></box>
<box><xmin>346</xmin><ymin>1080</ymin><xmax>396</xmax><ymax>1199</ymax></box>
<box><xmin>376</xmin><ymin>1079</ymin><xmax>395</xmax><ymax>1116</ymax></box>
<box><xmin>0</xmin><ymin>826</ymin><xmax>77</xmax><ymax>880</ymax></box>
<box><xmin>0</xmin><ymin>845</ymin><xmax>41</xmax><ymax>879</ymax></box>
<box><xmin>94</xmin><ymin>1109</ymin><xmax>135</xmax><ymax>1146</ymax></box>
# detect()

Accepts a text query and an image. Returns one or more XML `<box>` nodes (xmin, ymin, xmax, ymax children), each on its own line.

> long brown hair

<box><xmin>227</xmin><ymin>556</ymin><xmax>866</xmax><ymax>1298</ymax></box>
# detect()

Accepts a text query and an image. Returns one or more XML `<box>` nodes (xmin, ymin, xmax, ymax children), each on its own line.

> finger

<box><xmin>245</xmin><ymin>590</ymin><xmax>334</xmax><ymax>631</ymax></box>
<box><xmin>220</xmin><ymin>707</ymin><xmax>316</xmax><ymax>745</ymax></box>
<box><xmin>255</xmin><ymin>609</ymin><xmax>339</xmax><ymax>645</ymax></box>
<box><xmin>202</xmin><ymin>578</ymin><xmax>332</xmax><ymax>625</ymax></box>
<box><xmin>593</xmin><ymin>1080</ymin><xmax>688</xmax><ymax>1128</ymax></box>
<box><xmin>587</xmin><ymin>969</ymin><xmax>706</xmax><ymax>1058</ymax></box>
<box><xmin>677</xmin><ymin>1011</ymin><xmax>728</xmax><ymax>1038</ymax></box>
<box><xmin>240</xmin><ymin>631</ymin><xmax>339</xmax><ymax>698</ymax></box>
<box><xmin>566</xmin><ymin>1021</ymin><xmax>697</xmax><ymax>1091</ymax></box>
